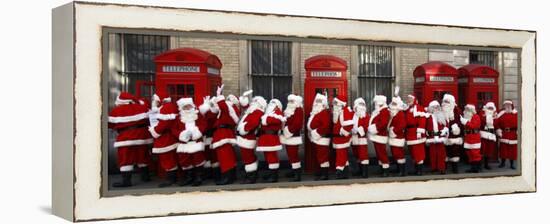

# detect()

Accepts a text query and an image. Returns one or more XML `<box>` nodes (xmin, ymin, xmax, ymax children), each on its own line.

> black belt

<box><xmin>464</xmin><ymin>129</ymin><xmax>480</xmax><ymax>134</ymax></box>
<box><xmin>260</xmin><ymin>130</ymin><xmax>279</xmax><ymax>135</ymax></box>
<box><xmin>218</xmin><ymin>124</ymin><xmax>234</xmax><ymax>129</ymax></box>
<box><xmin>117</xmin><ymin>124</ymin><xmax>147</xmax><ymax>132</ymax></box>
<box><xmin>484</xmin><ymin>128</ymin><xmax>495</xmax><ymax>133</ymax></box>
<box><xmin>503</xmin><ymin>128</ymin><xmax>517</xmax><ymax>132</ymax></box>
<box><xmin>427</xmin><ymin>131</ymin><xmax>440</xmax><ymax>136</ymax></box>
<box><xmin>293</xmin><ymin>132</ymin><xmax>300</xmax><ymax>137</ymax></box>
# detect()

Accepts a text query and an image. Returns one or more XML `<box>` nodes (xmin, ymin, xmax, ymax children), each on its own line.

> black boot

<box><xmin>398</xmin><ymin>164</ymin><xmax>406</xmax><ymax>177</ymax></box>
<box><xmin>381</xmin><ymin>168</ymin><xmax>389</xmax><ymax>177</ymax></box>
<box><xmin>414</xmin><ymin>164</ymin><xmax>423</xmax><ymax>176</ymax></box>
<box><xmin>202</xmin><ymin>167</ymin><xmax>212</xmax><ymax>180</ymax></box>
<box><xmin>158</xmin><ymin>170</ymin><xmax>177</xmax><ymax>188</ymax></box>
<box><xmin>216</xmin><ymin>169</ymin><xmax>235</xmax><ymax>185</ymax></box>
<box><xmin>336</xmin><ymin>168</ymin><xmax>347</xmax><ymax>179</ymax></box>
<box><xmin>178</xmin><ymin>170</ymin><xmax>194</xmax><ymax>186</ymax></box>
<box><xmin>315</xmin><ymin>167</ymin><xmax>329</xmax><ymax>181</ymax></box>
<box><xmin>510</xmin><ymin>160</ymin><xmax>516</xmax><ymax>170</ymax></box>
<box><xmin>192</xmin><ymin>167</ymin><xmax>203</xmax><ymax>186</ymax></box>
<box><xmin>484</xmin><ymin>157</ymin><xmax>492</xmax><ymax>170</ymax></box>
<box><xmin>291</xmin><ymin>168</ymin><xmax>302</xmax><ymax>182</ymax></box>
<box><xmin>352</xmin><ymin>164</ymin><xmax>362</xmax><ymax>176</ymax></box>
<box><xmin>140</xmin><ymin>167</ymin><xmax>151</xmax><ymax>182</ymax></box>
<box><xmin>242</xmin><ymin>171</ymin><xmax>258</xmax><ymax>184</ymax></box>
<box><xmin>285</xmin><ymin>170</ymin><xmax>296</xmax><ymax>178</ymax></box>
<box><xmin>361</xmin><ymin>164</ymin><xmax>369</xmax><ymax>178</ymax></box>
<box><xmin>466</xmin><ymin>162</ymin><xmax>481</xmax><ymax>173</ymax></box>
<box><xmin>498</xmin><ymin>159</ymin><xmax>506</xmax><ymax>168</ymax></box>
<box><xmin>451</xmin><ymin>162</ymin><xmax>459</xmax><ymax>174</ymax></box>
<box><xmin>263</xmin><ymin>169</ymin><xmax>278</xmax><ymax>183</ymax></box>
<box><xmin>112</xmin><ymin>171</ymin><xmax>132</xmax><ymax>188</ymax></box>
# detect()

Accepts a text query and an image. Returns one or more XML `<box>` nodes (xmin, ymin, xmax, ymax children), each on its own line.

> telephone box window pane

<box><xmin>433</xmin><ymin>91</ymin><xmax>451</xmax><ymax>102</ymax></box>
<box><xmin>477</xmin><ymin>92</ymin><xmax>493</xmax><ymax>108</ymax></box>
<box><xmin>186</xmin><ymin>84</ymin><xmax>195</xmax><ymax>97</ymax></box>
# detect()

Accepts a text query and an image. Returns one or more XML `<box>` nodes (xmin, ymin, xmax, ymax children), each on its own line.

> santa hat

<box><xmin>483</xmin><ymin>102</ymin><xmax>496</xmax><ymax>110</ymax></box>
<box><xmin>442</xmin><ymin>94</ymin><xmax>456</xmax><ymax>104</ymax></box>
<box><xmin>428</xmin><ymin>100</ymin><xmax>440</xmax><ymax>109</ymax></box>
<box><xmin>313</xmin><ymin>93</ymin><xmax>328</xmax><ymax>107</ymax></box>
<box><xmin>227</xmin><ymin>94</ymin><xmax>239</xmax><ymax>106</ymax></box>
<box><xmin>177</xmin><ymin>97</ymin><xmax>195</xmax><ymax>110</ymax></box>
<box><xmin>503</xmin><ymin>100</ymin><xmax>514</xmax><ymax>108</ymax></box>
<box><xmin>252</xmin><ymin>96</ymin><xmax>267</xmax><ymax>110</ymax></box>
<box><xmin>287</xmin><ymin>94</ymin><xmax>303</xmax><ymax>107</ymax></box>
<box><xmin>373</xmin><ymin>95</ymin><xmax>387</xmax><ymax>106</ymax></box>
<box><xmin>333</xmin><ymin>95</ymin><xmax>347</xmax><ymax>107</ymax></box>
<box><xmin>269</xmin><ymin>98</ymin><xmax>283</xmax><ymax>110</ymax></box>
<box><xmin>464</xmin><ymin>104</ymin><xmax>476</xmax><ymax>113</ymax></box>
<box><xmin>153</xmin><ymin>91</ymin><xmax>171</xmax><ymax>103</ymax></box>
<box><xmin>354</xmin><ymin>97</ymin><xmax>366</xmax><ymax>108</ymax></box>
<box><xmin>115</xmin><ymin>92</ymin><xmax>135</xmax><ymax>105</ymax></box>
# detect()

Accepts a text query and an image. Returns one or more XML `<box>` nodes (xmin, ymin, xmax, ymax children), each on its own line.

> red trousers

<box><xmin>177</xmin><ymin>151</ymin><xmax>206</xmax><ymax>170</ymax></box>
<box><xmin>204</xmin><ymin>144</ymin><xmax>218</xmax><ymax>168</ymax></box>
<box><xmin>264</xmin><ymin>151</ymin><xmax>280</xmax><ymax>169</ymax></box>
<box><xmin>216</xmin><ymin>144</ymin><xmax>237</xmax><ymax>173</ymax></box>
<box><xmin>335</xmin><ymin>148</ymin><xmax>349</xmax><ymax>170</ymax></box>
<box><xmin>117</xmin><ymin>145</ymin><xmax>151</xmax><ymax>172</ymax></box>
<box><xmin>285</xmin><ymin>145</ymin><xmax>301</xmax><ymax>169</ymax></box>
<box><xmin>373</xmin><ymin>142</ymin><xmax>389</xmax><ymax>168</ymax></box>
<box><xmin>481</xmin><ymin>139</ymin><xmax>497</xmax><ymax>157</ymax></box>
<box><xmin>391</xmin><ymin>146</ymin><xmax>406</xmax><ymax>164</ymax></box>
<box><xmin>352</xmin><ymin>145</ymin><xmax>369</xmax><ymax>164</ymax></box>
<box><xmin>409</xmin><ymin>143</ymin><xmax>426</xmax><ymax>165</ymax></box>
<box><xmin>465</xmin><ymin>149</ymin><xmax>482</xmax><ymax>163</ymax></box>
<box><xmin>500</xmin><ymin>143</ymin><xmax>518</xmax><ymax>160</ymax></box>
<box><xmin>240</xmin><ymin>147</ymin><xmax>258</xmax><ymax>172</ymax></box>
<box><xmin>315</xmin><ymin>144</ymin><xmax>330</xmax><ymax>168</ymax></box>
<box><xmin>157</xmin><ymin>150</ymin><xmax>178</xmax><ymax>172</ymax></box>
<box><xmin>429</xmin><ymin>143</ymin><xmax>446</xmax><ymax>172</ymax></box>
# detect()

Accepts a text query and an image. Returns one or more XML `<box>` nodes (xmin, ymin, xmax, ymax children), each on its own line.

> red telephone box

<box><xmin>153</xmin><ymin>48</ymin><xmax>222</xmax><ymax>105</ymax></box>
<box><xmin>303</xmin><ymin>55</ymin><xmax>348</xmax><ymax>172</ymax></box>
<box><xmin>413</xmin><ymin>61</ymin><xmax>458</xmax><ymax>106</ymax></box>
<box><xmin>458</xmin><ymin>64</ymin><xmax>499</xmax><ymax>110</ymax></box>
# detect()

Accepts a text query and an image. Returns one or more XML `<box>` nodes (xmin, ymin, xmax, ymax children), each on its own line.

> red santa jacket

<box><xmin>172</xmin><ymin>112</ymin><xmax>207</xmax><ymax>154</ymax></box>
<box><xmin>332</xmin><ymin>106</ymin><xmax>354</xmax><ymax>149</ymax></box>
<box><xmin>307</xmin><ymin>109</ymin><xmax>331</xmax><ymax>146</ymax></box>
<box><xmin>236</xmin><ymin>108</ymin><xmax>264</xmax><ymax>149</ymax></box>
<box><xmin>445</xmin><ymin>107</ymin><xmax>463</xmax><ymax>146</ymax></box>
<box><xmin>496</xmin><ymin>110</ymin><xmax>518</xmax><ymax>145</ymax></box>
<box><xmin>426</xmin><ymin>114</ymin><xmax>448</xmax><ymax>144</ymax></box>
<box><xmin>280</xmin><ymin>107</ymin><xmax>304</xmax><ymax>146</ymax></box>
<box><xmin>108</xmin><ymin>103</ymin><xmax>153</xmax><ymax>148</ymax></box>
<box><xmin>388</xmin><ymin>110</ymin><xmax>406</xmax><ymax>147</ymax></box>
<box><xmin>462</xmin><ymin>114</ymin><xmax>481</xmax><ymax>149</ymax></box>
<box><xmin>148</xmin><ymin>102</ymin><xmax>178</xmax><ymax>154</ymax></box>
<box><xmin>257</xmin><ymin>107</ymin><xmax>285</xmax><ymax>151</ymax></box>
<box><xmin>211</xmin><ymin>95</ymin><xmax>239</xmax><ymax>149</ymax></box>
<box><xmin>368</xmin><ymin>106</ymin><xmax>390</xmax><ymax>144</ymax></box>
<box><xmin>479</xmin><ymin>110</ymin><xmax>497</xmax><ymax>142</ymax></box>
<box><xmin>405</xmin><ymin>104</ymin><xmax>427</xmax><ymax>145</ymax></box>
<box><xmin>351</xmin><ymin>112</ymin><xmax>370</xmax><ymax>146</ymax></box>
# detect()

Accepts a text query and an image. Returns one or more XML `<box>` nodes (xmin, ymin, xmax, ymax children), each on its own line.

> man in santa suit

<box><xmin>257</xmin><ymin>99</ymin><xmax>286</xmax><ymax>182</ymax></box>
<box><xmin>426</xmin><ymin>101</ymin><xmax>449</xmax><ymax>174</ymax></box>
<box><xmin>404</xmin><ymin>94</ymin><xmax>427</xmax><ymax>176</ymax></box>
<box><xmin>461</xmin><ymin>104</ymin><xmax>483</xmax><ymax>173</ymax></box>
<box><xmin>331</xmin><ymin>95</ymin><xmax>354</xmax><ymax>179</ymax></box>
<box><xmin>368</xmin><ymin>95</ymin><xmax>391</xmax><ymax>177</ymax></box>
<box><xmin>211</xmin><ymin>85</ymin><xmax>240</xmax><ymax>185</ymax></box>
<box><xmin>198</xmin><ymin>96</ymin><xmax>220</xmax><ymax>180</ymax></box>
<box><xmin>307</xmin><ymin>93</ymin><xmax>332</xmax><ymax>180</ymax></box>
<box><xmin>496</xmin><ymin>100</ymin><xmax>518</xmax><ymax>169</ymax></box>
<box><xmin>236</xmin><ymin>96</ymin><xmax>266</xmax><ymax>184</ymax></box>
<box><xmin>108</xmin><ymin>92</ymin><xmax>153</xmax><ymax>187</ymax></box>
<box><xmin>148</xmin><ymin>91</ymin><xmax>179</xmax><ymax>187</ymax></box>
<box><xmin>388</xmin><ymin>92</ymin><xmax>407</xmax><ymax>176</ymax></box>
<box><xmin>479</xmin><ymin>102</ymin><xmax>498</xmax><ymax>170</ymax></box>
<box><xmin>280</xmin><ymin>94</ymin><xmax>304</xmax><ymax>182</ymax></box>
<box><xmin>351</xmin><ymin>98</ymin><xmax>370</xmax><ymax>178</ymax></box>
<box><xmin>172</xmin><ymin>98</ymin><xmax>208</xmax><ymax>186</ymax></box>
<box><xmin>441</xmin><ymin>94</ymin><xmax>462</xmax><ymax>173</ymax></box>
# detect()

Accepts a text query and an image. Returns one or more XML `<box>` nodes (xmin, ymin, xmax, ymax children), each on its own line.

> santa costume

<box><xmin>404</xmin><ymin>94</ymin><xmax>427</xmax><ymax>175</ymax></box>
<box><xmin>280</xmin><ymin>94</ymin><xmax>304</xmax><ymax>182</ymax></box>
<box><xmin>108</xmin><ymin>92</ymin><xmax>153</xmax><ymax>187</ymax></box>
<box><xmin>211</xmin><ymin>85</ymin><xmax>240</xmax><ymax>185</ymax></box>
<box><xmin>368</xmin><ymin>95</ymin><xmax>391</xmax><ymax>177</ymax></box>
<box><xmin>307</xmin><ymin>93</ymin><xmax>332</xmax><ymax>180</ymax></box>
<box><xmin>236</xmin><ymin>96</ymin><xmax>266</xmax><ymax>184</ymax></box>
<box><xmin>148</xmin><ymin>91</ymin><xmax>180</xmax><ymax>187</ymax></box>
<box><xmin>172</xmin><ymin>98</ymin><xmax>207</xmax><ymax>186</ymax></box>
<box><xmin>496</xmin><ymin>100</ymin><xmax>518</xmax><ymax>169</ymax></box>
<box><xmin>331</xmin><ymin>95</ymin><xmax>354</xmax><ymax>179</ymax></box>
<box><xmin>198</xmin><ymin>96</ymin><xmax>219</xmax><ymax>180</ymax></box>
<box><xmin>351</xmin><ymin>98</ymin><xmax>370</xmax><ymax>178</ymax></box>
<box><xmin>480</xmin><ymin>102</ymin><xmax>498</xmax><ymax>170</ymax></box>
<box><xmin>441</xmin><ymin>94</ymin><xmax>463</xmax><ymax>174</ymax></box>
<box><xmin>426</xmin><ymin>101</ymin><xmax>449</xmax><ymax>174</ymax></box>
<box><xmin>258</xmin><ymin>99</ymin><xmax>286</xmax><ymax>183</ymax></box>
<box><xmin>388</xmin><ymin>92</ymin><xmax>407</xmax><ymax>176</ymax></box>
<box><xmin>461</xmin><ymin>104</ymin><xmax>483</xmax><ymax>173</ymax></box>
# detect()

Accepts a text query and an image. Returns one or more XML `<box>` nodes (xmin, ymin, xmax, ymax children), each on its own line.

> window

<box><xmin>121</xmin><ymin>34</ymin><xmax>170</xmax><ymax>98</ymax></box>
<box><xmin>250</xmin><ymin>40</ymin><xmax>292</xmax><ymax>105</ymax></box>
<box><xmin>167</xmin><ymin>84</ymin><xmax>195</xmax><ymax>102</ymax></box>
<box><xmin>469</xmin><ymin>50</ymin><xmax>497</xmax><ymax>68</ymax></box>
<box><xmin>358</xmin><ymin>45</ymin><xmax>395</xmax><ymax>110</ymax></box>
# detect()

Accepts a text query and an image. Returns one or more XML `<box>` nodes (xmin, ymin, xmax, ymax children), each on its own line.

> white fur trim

<box><xmin>137</xmin><ymin>163</ymin><xmax>147</xmax><ymax>168</ymax></box>
<box><xmin>369</xmin><ymin>134</ymin><xmax>388</xmax><ymax>144</ymax></box>
<box><xmin>341</xmin><ymin>119</ymin><xmax>354</xmax><ymax>126</ymax></box>
<box><xmin>119</xmin><ymin>165</ymin><xmax>134</xmax><ymax>172</ymax></box>
<box><xmin>198</xmin><ymin>103</ymin><xmax>210</xmax><ymax>115</ymax></box>
<box><xmin>368</xmin><ymin>124</ymin><xmax>378</xmax><ymax>135</ymax></box>
<box><xmin>397</xmin><ymin>158</ymin><xmax>406</xmax><ymax>164</ymax></box>
<box><xmin>332</xmin><ymin>141</ymin><xmax>351</xmax><ymax>149</ymax></box>
<box><xmin>237</xmin><ymin>135</ymin><xmax>257</xmax><ymax>148</ymax></box>
<box><xmin>152</xmin><ymin>143</ymin><xmax>179</xmax><ymax>154</ymax></box>
<box><xmin>148</xmin><ymin>126</ymin><xmax>161</xmax><ymax>138</ymax></box>
<box><xmin>291</xmin><ymin>162</ymin><xmax>302</xmax><ymax>169</ymax></box>
<box><xmin>388</xmin><ymin>138</ymin><xmax>405</xmax><ymax>147</ymax></box>
<box><xmin>268</xmin><ymin>163</ymin><xmax>280</xmax><ymax>169</ymax></box>
<box><xmin>108</xmin><ymin>112</ymin><xmax>148</xmax><ymax>123</ymax></box>
<box><xmin>227</xmin><ymin>102</ymin><xmax>240</xmax><ymax>124</ymax></box>
<box><xmin>262</xmin><ymin>113</ymin><xmax>286</xmax><ymax>125</ymax></box>
<box><xmin>416</xmin><ymin>128</ymin><xmax>426</xmax><ymax>134</ymax></box>
<box><xmin>180</xmin><ymin>165</ymin><xmax>193</xmax><ymax>171</ymax></box>
<box><xmin>416</xmin><ymin>160</ymin><xmax>424</xmax><ymax>165</ymax></box>
<box><xmin>256</xmin><ymin>145</ymin><xmax>283</xmax><ymax>152</ymax></box>
<box><xmin>113</xmin><ymin>138</ymin><xmax>153</xmax><ymax>147</ymax></box>
<box><xmin>211</xmin><ymin>162</ymin><xmax>219</xmax><ymax>168</ymax></box>
<box><xmin>381</xmin><ymin>163</ymin><xmax>390</xmax><ymax>169</ymax></box>
<box><xmin>310</xmin><ymin>129</ymin><xmax>322</xmax><ymax>141</ymax></box>
<box><xmin>351</xmin><ymin>135</ymin><xmax>368</xmax><ymax>145</ymax></box>
<box><xmin>167</xmin><ymin>166</ymin><xmax>178</xmax><ymax>171</ymax></box>
<box><xmin>156</xmin><ymin>113</ymin><xmax>177</xmax><ymax>121</ymax></box>
<box><xmin>176</xmin><ymin>141</ymin><xmax>204</xmax><ymax>153</ymax></box>
<box><xmin>500</xmin><ymin>138</ymin><xmax>518</xmax><ymax>144</ymax></box>
<box><xmin>339</xmin><ymin>127</ymin><xmax>350</xmax><ymax>137</ymax></box>
<box><xmin>463</xmin><ymin>142</ymin><xmax>481</xmax><ymax>149</ymax></box>
<box><xmin>357</xmin><ymin>126</ymin><xmax>365</xmax><ymax>137</ymax></box>
<box><xmin>211</xmin><ymin>138</ymin><xmax>237</xmax><ymax>149</ymax></box>
<box><xmin>282</xmin><ymin>126</ymin><xmax>293</xmax><ymax>138</ymax></box>
<box><xmin>203</xmin><ymin>161</ymin><xmax>211</xmax><ymax>168</ymax></box>
<box><xmin>320</xmin><ymin>161</ymin><xmax>330</xmax><ymax>168</ymax></box>
<box><xmin>313</xmin><ymin>137</ymin><xmax>330</xmax><ymax>146</ymax></box>
<box><xmin>280</xmin><ymin>135</ymin><xmax>303</xmax><ymax>145</ymax></box>
<box><xmin>244</xmin><ymin>161</ymin><xmax>258</xmax><ymax>172</ymax></box>
<box><xmin>449</xmin><ymin>157</ymin><xmax>460</xmax><ymax>162</ymax></box>
<box><xmin>360</xmin><ymin>159</ymin><xmax>370</xmax><ymax>165</ymax></box>
<box><xmin>480</xmin><ymin>131</ymin><xmax>497</xmax><ymax>141</ymax></box>
<box><xmin>410</xmin><ymin>105</ymin><xmax>429</xmax><ymax>118</ymax></box>
<box><xmin>203</xmin><ymin>137</ymin><xmax>212</xmax><ymax>145</ymax></box>
<box><xmin>445</xmin><ymin>137</ymin><xmax>463</xmax><ymax>146</ymax></box>
<box><xmin>406</xmin><ymin>138</ymin><xmax>426</xmax><ymax>145</ymax></box>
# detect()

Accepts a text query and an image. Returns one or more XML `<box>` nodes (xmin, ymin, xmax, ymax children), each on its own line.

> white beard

<box><xmin>180</xmin><ymin>109</ymin><xmax>198</xmax><ymax>123</ymax></box>
<box><xmin>389</xmin><ymin>106</ymin><xmax>400</xmax><ymax>117</ymax></box>
<box><xmin>434</xmin><ymin>111</ymin><xmax>447</xmax><ymax>125</ymax></box>
<box><xmin>265</xmin><ymin>103</ymin><xmax>276</xmax><ymax>115</ymax></box>
<box><xmin>442</xmin><ymin>103</ymin><xmax>455</xmax><ymax>120</ymax></box>
<box><xmin>484</xmin><ymin>110</ymin><xmax>495</xmax><ymax>127</ymax></box>
<box><xmin>374</xmin><ymin>104</ymin><xmax>381</xmax><ymax>111</ymax></box>
<box><xmin>332</xmin><ymin>106</ymin><xmax>342</xmax><ymax>123</ymax></box>
<box><xmin>354</xmin><ymin>106</ymin><xmax>367</xmax><ymax>118</ymax></box>
<box><xmin>284</xmin><ymin>102</ymin><xmax>297</xmax><ymax>117</ymax></box>
<box><xmin>464</xmin><ymin>111</ymin><xmax>473</xmax><ymax>120</ymax></box>
<box><xmin>245</xmin><ymin>102</ymin><xmax>263</xmax><ymax>115</ymax></box>
<box><xmin>311</xmin><ymin>103</ymin><xmax>324</xmax><ymax>116</ymax></box>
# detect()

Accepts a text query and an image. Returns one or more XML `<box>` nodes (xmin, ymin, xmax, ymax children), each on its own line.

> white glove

<box><xmin>416</xmin><ymin>132</ymin><xmax>422</xmax><ymax>139</ymax></box>
<box><xmin>179</xmin><ymin>130</ymin><xmax>191</xmax><ymax>142</ymax></box>
<box><xmin>283</xmin><ymin>126</ymin><xmax>293</xmax><ymax>138</ymax></box>
<box><xmin>148</xmin><ymin>126</ymin><xmax>160</xmax><ymax>138</ymax></box>
<box><xmin>451</xmin><ymin>123</ymin><xmax>460</xmax><ymax>135</ymax></box>
<box><xmin>310</xmin><ymin>129</ymin><xmax>321</xmax><ymax>141</ymax></box>
<box><xmin>496</xmin><ymin>129</ymin><xmax>503</xmax><ymax>137</ymax></box>
<box><xmin>238</xmin><ymin>121</ymin><xmax>248</xmax><ymax>136</ymax></box>
<box><xmin>440</xmin><ymin>127</ymin><xmax>449</xmax><ymax>137</ymax></box>
<box><xmin>239</xmin><ymin>95</ymin><xmax>249</xmax><ymax>107</ymax></box>
<box><xmin>339</xmin><ymin>127</ymin><xmax>350</xmax><ymax>137</ymax></box>
<box><xmin>351</xmin><ymin>127</ymin><xmax>358</xmax><ymax>135</ymax></box>
<box><xmin>243</xmin><ymin>89</ymin><xmax>253</xmax><ymax>97</ymax></box>
<box><xmin>357</xmin><ymin>126</ymin><xmax>365</xmax><ymax>137</ymax></box>
<box><xmin>216</xmin><ymin>84</ymin><xmax>224</xmax><ymax>96</ymax></box>
<box><xmin>389</xmin><ymin>127</ymin><xmax>397</xmax><ymax>138</ymax></box>
<box><xmin>368</xmin><ymin>124</ymin><xmax>378</xmax><ymax>135</ymax></box>
<box><xmin>460</xmin><ymin>116</ymin><xmax>468</xmax><ymax>125</ymax></box>
<box><xmin>191</xmin><ymin>127</ymin><xmax>202</xmax><ymax>140</ymax></box>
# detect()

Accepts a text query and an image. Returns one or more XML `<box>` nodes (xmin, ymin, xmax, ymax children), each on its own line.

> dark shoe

<box><xmin>285</xmin><ymin>170</ymin><xmax>296</xmax><ymax>178</ymax></box>
<box><xmin>361</xmin><ymin>164</ymin><xmax>370</xmax><ymax>178</ymax></box>
<box><xmin>381</xmin><ymin>168</ymin><xmax>389</xmax><ymax>177</ymax></box>
<box><xmin>451</xmin><ymin>162</ymin><xmax>459</xmax><ymax>174</ymax></box>
<box><xmin>398</xmin><ymin>164</ymin><xmax>406</xmax><ymax>177</ymax></box>
<box><xmin>352</xmin><ymin>165</ymin><xmax>362</xmax><ymax>176</ymax></box>
<box><xmin>191</xmin><ymin>167</ymin><xmax>203</xmax><ymax>186</ymax></box>
<box><xmin>315</xmin><ymin>167</ymin><xmax>329</xmax><ymax>181</ymax></box>
<box><xmin>466</xmin><ymin>162</ymin><xmax>480</xmax><ymax>173</ymax></box>
<box><xmin>158</xmin><ymin>170</ymin><xmax>177</xmax><ymax>188</ymax></box>
<box><xmin>216</xmin><ymin>169</ymin><xmax>236</xmax><ymax>185</ymax></box>
<box><xmin>264</xmin><ymin>169</ymin><xmax>279</xmax><ymax>183</ymax></box>
<box><xmin>498</xmin><ymin>159</ymin><xmax>506</xmax><ymax>168</ymax></box>
<box><xmin>178</xmin><ymin>170</ymin><xmax>194</xmax><ymax>186</ymax></box>
<box><xmin>413</xmin><ymin>164</ymin><xmax>424</xmax><ymax>176</ymax></box>
<box><xmin>510</xmin><ymin>160</ymin><xmax>516</xmax><ymax>169</ymax></box>
<box><xmin>140</xmin><ymin>167</ymin><xmax>151</xmax><ymax>182</ymax></box>
<box><xmin>290</xmin><ymin>168</ymin><xmax>302</xmax><ymax>182</ymax></box>
<box><xmin>484</xmin><ymin>157</ymin><xmax>492</xmax><ymax>170</ymax></box>
<box><xmin>439</xmin><ymin>170</ymin><xmax>447</xmax><ymax>175</ymax></box>
<box><xmin>112</xmin><ymin>171</ymin><xmax>132</xmax><ymax>188</ymax></box>
<box><xmin>242</xmin><ymin>171</ymin><xmax>258</xmax><ymax>184</ymax></box>
<box><xmin>335</xmin><ymin>169</ymin><xmax>347</xmax><ymax>179</ymax></box>
<box><xmin>202</xmin><ymin>167</ymin><xmax>212</xmax><ymax>179</ymax></box>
